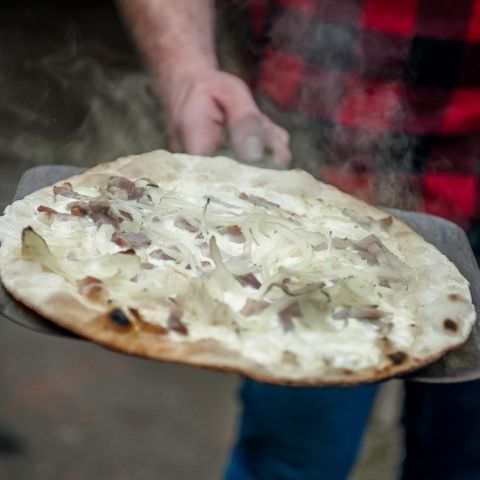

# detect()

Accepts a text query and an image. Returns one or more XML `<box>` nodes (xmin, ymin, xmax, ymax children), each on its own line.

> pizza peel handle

<box><xmin>1</xmin><ymin>166</ymin><xmax>480</xmax><ymax>382</ymax></box>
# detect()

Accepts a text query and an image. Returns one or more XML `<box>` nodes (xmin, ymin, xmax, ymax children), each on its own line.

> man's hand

<box><xmin>118</xmin><ymin>0</ymin><xmax>291</xmax><ymax>166</ymax></box>
<box><xmin>159</xmin><ymin>68</ymin><xmax>291</xmax><ymax>165</ymax></box>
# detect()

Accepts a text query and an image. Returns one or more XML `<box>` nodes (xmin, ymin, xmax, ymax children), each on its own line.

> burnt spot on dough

<box><xmin>378</xmin><ymin>216</ymin><xmax>393</xmax><ymax>230</ymax></box>
<box><xmin>444</xmin><ymin>318</ymin><xmax>458</xmax><ymax>332</ymax></box>
<box><xmin>448</xmin><ymin>294</ymin><xmax>463</xmax><ymax>302</ymax></box>
<box><xmin>108</xmin><ymin>308</ymin><xmax>132</xmax><ymax>330</ymax></box>
<box><xmin>388</xmin><ymin>351</ymin><xmax>408</xmax><ymax>365</ymax></box>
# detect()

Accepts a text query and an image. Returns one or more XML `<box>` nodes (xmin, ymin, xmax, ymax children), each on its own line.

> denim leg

<box><xmin>225</xmin><ymin>379</ymin><xmax>379</xmax><ymax>480</ymax></box>
<box><xmin>401</xmin><ymin>379</ymin><xmax>480</xmax><ymax>480</ymax></box>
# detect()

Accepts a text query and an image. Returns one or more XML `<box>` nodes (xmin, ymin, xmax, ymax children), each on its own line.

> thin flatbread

<box><xmin>0</xmin><ymin>150</ymin><xmax>475</xmax><ymax>385</ymax></box>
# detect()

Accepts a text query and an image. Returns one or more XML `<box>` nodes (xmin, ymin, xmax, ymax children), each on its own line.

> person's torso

<box><xmin>246</xmin><ymin>0</ymin><xmax>480</xmax><ymax>251</ymax></box>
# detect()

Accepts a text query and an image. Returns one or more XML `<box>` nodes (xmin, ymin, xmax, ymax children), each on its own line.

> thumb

<box><xmin>228</xmin><ymin>113</ymin><xmax>266</xmax><ymax>163</ymax></box>
<box><xmin>173</xmin><ymin>95</ymin><xmax>226</xmax><ymax>156</ymax></box>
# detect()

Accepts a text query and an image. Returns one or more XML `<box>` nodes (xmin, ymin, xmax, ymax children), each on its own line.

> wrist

<box><xmin>150</xmin><ymin>53</ymin><xmax>219</xmax><ymax>108</ymax></box>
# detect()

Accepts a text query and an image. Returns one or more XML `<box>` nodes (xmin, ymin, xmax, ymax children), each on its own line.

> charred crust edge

<box><xmin>388</xmin><ymin>351</ymin><xmax>408</xmax><ymax>365</ymax></box>
<box><xmin>108</xmin><ymin>308</ymin><xmax>132</xmax><ymax>329</ymax></box>
<box><xmin>444</xmin><ymin>318</ymin><xmax>458</xmax><ymax>332</ymax></box>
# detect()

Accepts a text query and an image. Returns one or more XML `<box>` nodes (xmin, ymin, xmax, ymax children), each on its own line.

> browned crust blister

<box><xmin>0</xmin><ymin>150</ymin><xmax>476</xmax><ymax>385</ymax></box>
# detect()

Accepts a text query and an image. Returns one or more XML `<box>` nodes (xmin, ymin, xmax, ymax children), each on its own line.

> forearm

<box><xmin>117</xmin><ymin>0</ymin><xmax>217</xmax><ymax>84</ymax></box>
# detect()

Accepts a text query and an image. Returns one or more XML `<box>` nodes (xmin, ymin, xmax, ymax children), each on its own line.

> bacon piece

<box><xmin>36</xmin><ymin>205</ymin><xmax>72</xmax><ymax>221</ymax></box>
<box><xmin>353</xmin><ymin>234</ymin><xmax>404</xmax><ymax>268</ymax></box>
<box><xmin>240</xmin><ymin>299</ymin><xmax>270</xmax><ymax>316</ymax></box>
<box><xmin>333</xmin><ymin>305</ymin><xmax>391</xmax><ymax>333</ymax></box>
<box><xmin>278</xmin><ymin>302</ymin><xmax>301</xmax><ymax>332</ymax></box>
<box><xmin>352</xmin><ymin>235</ymin><xmax>382</xmax><ymax>265</ymax></box>
<box><xmin>236</xmin><ymin>273</ymin><xmax>261</xmax><ymax>289</ymax></box>
<box><xmin>333</xmin><ymin>305</ymin><xmax>385</xmax><ymax>321</ymax></box>
<box><xmin>53</xmin><ymin>182</ymin><xmax>81</xmax><ymax>199</ymax></box>
<box><xmin>167</xmin><ymin>310</ymin><xmax>188</xmax><ymax>335</ymax></box>
<box><xmin>89</xmin><ymin>200</ymin><xmax>124</xmax><ymax>228</ymax></box>
<box><xmin>107</xmin><ymin>176</ymin><xmax>145</xmax><ymax>200</ymax></box>
<box><xmin>218</xmin><ymin>225</ymin><xmax>246</xmax><ymax>244</ymax></box>
<box><xmin>66</xmin><ymin>200</ymin><xmax>123</xmax><ymax>228</ymax></box>
<box><xmin>129</xmin><ymin>307</ymin><xmax>168</xmax><ymax>335</ymax></box>
<box><xmin>119</xmin><ymin>248</ymin><xmax>136</xmax><ymax>255</ymax></box>
<box><xmin>239</xmin><ymin>192</ymin><xmax>280</xmax><ymax>209</ymax></box>
<box><xmin>67</xmin><ymin>201</ymin><xmax>89</xmax><ymax>217</ymax></box>
<box><xmin>37</xmin><ymin>205</ymin><xmax>59</xmax><ymax>216</ymax></box>
<box><xmin>111</xmin><ymin>231</ymin><xmax>151</xmax><ymax>249</ymax></box>
<box><xmin>174</xmin><ymin>216</ymin><xmax>199</xmax><ymax>233</ymax></box>
<box><xmin>141</xmin><ymin>262</ymin><xmax>156</xmax><ymax>270</ymax></box>
<box><xmin>150</xmin><ymin>248</ymin><xmax>176</xmax><ymax>261</ymax></box>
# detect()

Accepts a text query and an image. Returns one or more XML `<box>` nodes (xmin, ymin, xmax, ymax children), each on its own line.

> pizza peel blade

<box><xmin>1</xmin><ymin>165</ymin><xmax>480</xmax><ymax>383</ymax></box>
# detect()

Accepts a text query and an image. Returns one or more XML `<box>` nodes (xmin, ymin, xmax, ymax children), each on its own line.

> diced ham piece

<box><xmin>167</xmin><ymin>310</ymin><xmax>188</xmax><ymax>335</ymax></box>
<box><xmin>150</xmin><ymin>248</ymin><xmax>176</xmax><ymax>261</ymax></box>
<box><xmin>174</xmin><ymin>216</ymin><xmax>199</xmax><ymax>233</ymax></box>
<box><xmin>67</xmin><ymin>202</ymin><xmax>89</xmax><ymax>217</ymax></box>
<box><xmin>236</xmin><ymin>273</ymin><xmax>262</xmax><ymax>289</ymax></box>
<box><xmin>111</xmin><ymin>231</ymin><xmax>151</xmax><ymax>249</ymax></box>
<box><xmin>333</xmin><ymin>305</ymin><xmax>385</xmax><ymax>321</ymax></box>
<box><xmin>53</xmin><ymin>182</ymin><xmax>81</xmax><ymax>199</ymax></box>
<box><xmin>218</xmin><ymin>225</ymin><xmax>246</xmax><ymax>244</ymax></box>
<box><xmin>278</xmin><ymin>302</ymin><xmax>302</xmax><ymax>332</ymax></box>
<box><xmin>352</xmin><ymin>234</ymin><xmax>383</xmax><ymax>265</ymax></box>
<box><xmin>67</xmin><ymin>200</ymin><xmax>124</xmax><ymax>229</ymax></box>
<box><xmin>37</xmin><ymin>206</ymin><xmax>62</xmax><ymax>218</ymax></box>
<box><xmin>107</xmin><ymin>176</ymin><xmax>145</xmax><ymax>200</ymax></box>
<box><xmin>37</xmin><ymin>205</ymin><xmax>74</xmax><ymax>222</ymax></box>
<box><xmin>141</xmin><ymin>262</ymin><xmax>156</xmax><ymax>270</ymax></box>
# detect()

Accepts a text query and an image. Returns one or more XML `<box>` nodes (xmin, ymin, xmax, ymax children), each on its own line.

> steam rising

<box><xmin>0</xmin><ymin>12</ymin><xmax>166</xmax><ymax>177</ymax></box>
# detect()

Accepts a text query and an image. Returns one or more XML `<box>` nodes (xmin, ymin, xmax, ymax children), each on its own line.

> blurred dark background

<box><xmin>0</xmin><ymin>2</ymin><xmax>402</xmax><ymax>479</ymax></box>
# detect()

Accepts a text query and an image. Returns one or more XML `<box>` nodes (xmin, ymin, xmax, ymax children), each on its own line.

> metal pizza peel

<box><xmin>1</xmin><ymin>165</ymin><xmax>480</xmax><ymax>383</ymax></box>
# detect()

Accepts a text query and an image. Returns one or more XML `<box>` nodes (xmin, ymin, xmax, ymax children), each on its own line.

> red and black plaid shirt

<box><xmin>245</xmin><ymin>0</ymin><xmax>480</xmax><ymax>255</ymax></box>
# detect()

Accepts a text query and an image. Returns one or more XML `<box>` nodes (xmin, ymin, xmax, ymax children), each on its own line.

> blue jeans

<box><xmin>225</xmin><ymin>379</ymin><xmax>480</xmax><ymax>480</ymax></box>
